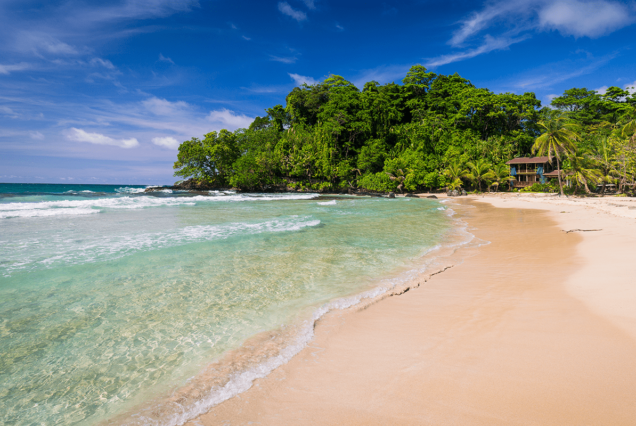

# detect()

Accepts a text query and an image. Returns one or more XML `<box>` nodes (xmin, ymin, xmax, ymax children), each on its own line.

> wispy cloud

<box><xmin>443</xmin><ymin>0</ymin><xmax>635</xmax><ymax>66</ymax></box>
<box><xmin>30</xmin><ymin>131</ymin><xmax>45</xmax><ymax>140</ymax></box>
<box><xmin>427</xmin><ymin>35</ymin><xmax>530</xmax><ymax>67</ymax></box>
<box><xmin>289</xmin><ymin>73</ymin><xmax>318</xmax><ymax>86</ymax></box>
<box><xmin>90</xmin><ymin>58</ymin><xmax>115</xmax><ymax>69</ymax></box>
<box><xmin>242</xmin><ymin>35</ymin><xmax>251</xmax><ymax>41</ymax></box>
<box><xmin>14</xmin><ymin>33</ymin><xmax>80</xmax><ymax>56</ymax></box>
<box><xmin>350</xmin><ymin>64</ymin><xmax>410</xmax><ymax>88</ymax></box>
<box><xmin>152</xmin><ymin>136</ymin><xmax>180</xmax><ymax>149</ymax></box>
<box><xmin>452</xmin><ymin>0</ymin><xmax>634</xmax><ymax>47</ymax></box>
<box><xmin>505</xmin><ymin>54</ymin><xmax>616</xmax><ymax>90</ymax></box>
<box><xmin>302</xmin><ymin>0</ymin><xmax>316</xmax><ymax>10</ymax></box>
<box><xmin>65</xmin><ymin>128</ymin><xmax>140</xmax><ymax>149</ymax></box>
<box><xmin>158</xmin><ymin>53</ymin><xmax>174</xmax><ymax>64</ymax></box>
<box><xmin>270</xmin><ymin>55</ymin><xmax>298</xmax><ymax>64</ymax></box>
<box><xmin>335</xmin><ymin>23</ymin><xmax>344</xmax><ymax>31</ymax></box>
<box><xmin>0</xmin><ymin>62</ymin><xmax>31</xmax><ymax>75</ymax></box>
<box><xmin>278</xmin><ymin>2</ymin><xmax>307</xmax><ymax>22</ymax></box>
<box><xmin>207</xmin><ymin>109</ymin><xmax>253</xmax><ymax>128</ymax></box>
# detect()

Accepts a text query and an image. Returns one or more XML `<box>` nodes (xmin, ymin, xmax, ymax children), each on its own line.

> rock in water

<box><xmin>388</xmin><ymin>192</ymin><xmax>396</xmax><ymax>198</ymax></box>
<box><xmin>427</xmin><ymin>195</ymin><xmax>438</xmax><ymax>199</ymax></box>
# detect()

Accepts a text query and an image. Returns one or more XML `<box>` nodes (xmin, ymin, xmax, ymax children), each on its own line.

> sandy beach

<box><xmin>187</xmin><ymin>194</ymin><xmax>636</xmax><ymax>426</ymax></box>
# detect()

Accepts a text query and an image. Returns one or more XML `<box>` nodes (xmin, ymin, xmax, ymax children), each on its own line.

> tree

<box><xmin>465</xmin><ymin>159</ymin><xmax>495</xmax><ymax>192</ymax></box>
<box><xmin>565</xmin><ymin>153</ymin><xmax>602</xmax><ymax>195</ymax></box>
<box><xmin>173</xmin><ymin>130</ymin><xmax>240</xmax><ymax>185</ymax></box>
<box><xmin>621</xmin><ymin>106</ymin><xmax>636</xmax><ymax>145</ymax></box>
<box><xmin>532</xmin><ymin>110</ymin><xmax>579</xmax><ymax>196</ymax></box>
<box><xmin>444</xmin><ymin>162</ymin><xmax>468</xmax><ymax>191</ymax></box>
<box><xmin>490</xmin><ymin>163</ymin><xmax>515</xmax><ymax>192</ymax></box>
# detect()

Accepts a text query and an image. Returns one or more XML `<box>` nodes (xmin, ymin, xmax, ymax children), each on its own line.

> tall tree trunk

<box><xmin>557</xmin><ymin>157</ymin><xmax>564</xmax><ymax>197</ymax></box>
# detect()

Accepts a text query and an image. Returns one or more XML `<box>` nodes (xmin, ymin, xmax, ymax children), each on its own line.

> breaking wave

<box><xmin>0</xmin><ymin>193</ymin><xmax>320</xmax><ymax>219</ymax></box>
<box><xmin>1</xmin><ymin>216</ymin><xmax>321</xmax><ymax>274</ymax></box>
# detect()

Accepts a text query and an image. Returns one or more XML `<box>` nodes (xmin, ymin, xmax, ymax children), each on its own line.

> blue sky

<box><xmin>1</xmin><ymin>0</ymin><xmax>636</xmax><ymax>184</ymax></box>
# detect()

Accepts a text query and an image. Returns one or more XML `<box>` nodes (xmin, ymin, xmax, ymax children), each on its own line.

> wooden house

<box><xmin>506</xmin><ymin>156</ymin><xmax>554</xmax><ymax>189</ymax></box>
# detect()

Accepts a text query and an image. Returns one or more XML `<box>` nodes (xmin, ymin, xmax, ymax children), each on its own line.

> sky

<box><xmin>1</xmin><ymin>0</ymin><xmax>636</xmax><ymax>185</ymax></box>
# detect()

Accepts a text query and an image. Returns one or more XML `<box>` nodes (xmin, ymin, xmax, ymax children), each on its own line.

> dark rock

<box><xmin>462</xmin><ymin>189</ymin><xmax>467</xmax><ymax>196</ymax></box>
<box><xmin>405</xmin><ymin>193</ymin><xmax>418</xmax><ymax>198</ymax></box>
<box><xmin>388</xmin><ymin>192</ymin><xmax>396</xmax><ymax>198</ymax></box>
<box><xmin>427</xmin><ymin>195</ymin><xmax>438</xmax><ymax>199</ymax></box>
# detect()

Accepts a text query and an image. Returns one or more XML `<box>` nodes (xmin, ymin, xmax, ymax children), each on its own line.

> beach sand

<box><xmin>187</xmin><ymin>195</ymin><xmax>636</xmax><ymax>426</ymax></box>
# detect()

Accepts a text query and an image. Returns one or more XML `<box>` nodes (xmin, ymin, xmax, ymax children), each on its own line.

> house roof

<box><xmin>506</xmin><ymin>156</ymin><xmax>551</xmax><ymax>165</ymax></box>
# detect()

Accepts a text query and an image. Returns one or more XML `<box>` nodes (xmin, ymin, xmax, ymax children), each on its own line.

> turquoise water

<box><xmin>0</xmin><ymin>184</ymin><xmax>454</xmax><ymax>425</ymax></box>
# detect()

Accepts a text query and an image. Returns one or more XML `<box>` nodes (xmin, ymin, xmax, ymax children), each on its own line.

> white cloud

<box><xmin>142</xmin><ymin>97</ymin><xmax>190</xmax><ymax>115</ymax></box>
<box><xmin>30</xmin><ymin>131</ymin><xmax>45</xmax><ymax>140</ymax></box>
<box><xmin>350</xmin><ymin>64</ymin><xmax>409</xmax><ymax>88</ymax></box>
<box><xmin>278</xmin><ymin>2</ymin><xmax>307</xmax><ymax>22</ymax></box>
<box><xmin>270</xmin><ymin>55</ymin><xmax>298</xmax><ymax>64</ymax></box>
<box><xmin>302</xmin><ymin>0</ymin><xmax>316</xmax><ymax>10</ymax></box>
<box><xmin>289</xmin><ymin>73</ymin><xmax>318</xmax><ymax>86</ymax></box>
<box><xmin>427</xmin><ymin>35</ymin><xmax>529</xmax><ymax>67</ymax></box>
<box><xmin>595</xmin><ymin>86</ymin><xmax>609</xmax><ymax>95</ymax></box>
<box><xmin>538</xmin><ymin>0</ymin><xmax>633</xmax><ymax>38</ymax></box>
<box><xmin>80</xmin><ymin>0</ymin><xmax>199</xmax><ymax>23</ymax></box>
<box><xmin>624</xmin><ymin>81</ymin><xmax>636</xmax><ymax>94</ymax></box>
<box><xmin>158</xmin><ymin>53</ymin><xmax>174</xmax><ymax>64</ymax></box>
<box><xmin>452</xmin><ymin>0</ymin><xmax>635</xmax><ymax>47</ymax></box>
<box><xmin>207</xmin><ymin>109</ymin><xmax>254</xmax><ymax>129</ymax></box>
<box><xmin>0</xmin><ymin>62</ymin><xmax>31</xmax><ymax>75</ymax></box>
<box><xmin>17</xmin><ymin>33</ymin><xmax>79</xmax><ymax>55</ymax></box>
<box><xmin>90</xmin><ymin>58</ymin><xmax>115</xmax><ymax>69</ymax></box>
<box><xmin>335</xmin><ymin>23</ymin><xmax>344</xmax><ymax>31</ymax></box>
<box><xmin>66</xmin><ymin>128</ymin><xmax>139</xmax><ymax>148</ymax></box>
<box><xmin>152</xmin><ymin>136</ymin><xmax>180</xmax><ymax>149</ymax></box>
<box><xmin>0</xmin><ymin>106</ymin><xmax>15</xmax><ymax>114</ymax></box>
<box><xmin>242</xmin><ymin>35</ymin><xmax>251</xmax><ymax>41</ymax></box>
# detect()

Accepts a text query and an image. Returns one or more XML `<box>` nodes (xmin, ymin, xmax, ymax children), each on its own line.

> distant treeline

<box><xmin>173</xmin><ymin>65</ymin><xmax>636</xmax><ymax>193</ymax></box>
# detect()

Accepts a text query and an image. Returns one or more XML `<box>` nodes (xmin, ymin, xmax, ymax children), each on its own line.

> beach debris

<box><xmin>563</xmin><ymin>229</ymin><xmax>602</xmax><ymax>233</ymax></box>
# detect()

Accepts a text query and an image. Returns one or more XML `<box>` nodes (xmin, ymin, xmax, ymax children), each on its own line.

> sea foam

<box><xmin>0</xmin><ymin>193</ymin><xmax>320</xmax><ymax>219</ymax></box>
<box><xmin>1</xmin><ymin>216</ymin><xmax>321</xmax><ymax>274</ymax></box>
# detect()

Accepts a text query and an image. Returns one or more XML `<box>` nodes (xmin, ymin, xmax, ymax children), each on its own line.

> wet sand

<box><xmin>187</xmin><ymin>198</ymin><xmax>636</xmax><ymax>425</ymax></box>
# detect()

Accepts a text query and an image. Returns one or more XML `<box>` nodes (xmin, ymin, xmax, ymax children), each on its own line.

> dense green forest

<box><xmin>173</xmin><ymin>65</ymin><xmax>636</xmax><ymax>195</ymax></box>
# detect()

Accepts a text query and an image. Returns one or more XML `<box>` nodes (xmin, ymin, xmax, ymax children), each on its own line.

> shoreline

<box><xmin>106</xmin><ymin>197</ymin><xmax>471</xmax><ymax>425</ymax></box>
<box><xmin>185</xmin><ymin>195</ymin><xmax>636</xmax><ymax>425</ymax></box>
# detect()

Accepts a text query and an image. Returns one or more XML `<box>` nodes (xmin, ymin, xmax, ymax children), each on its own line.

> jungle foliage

<box><xmin>173</xmin><ymin>65</ymin><xmax>636</xmax><ymax>194</ymax></box>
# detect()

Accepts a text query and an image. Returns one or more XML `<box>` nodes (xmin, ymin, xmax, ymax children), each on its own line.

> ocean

<box><xmin>0</xmin><ymin>183</ymin><xmax>464</xmax><ymax>425</ymax></box>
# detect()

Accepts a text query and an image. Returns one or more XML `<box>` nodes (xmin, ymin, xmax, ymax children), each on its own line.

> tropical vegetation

<box><xmin>173</xmin><ymin>65</ymin><xmax>636</xmax><ymax>196</ymax></box>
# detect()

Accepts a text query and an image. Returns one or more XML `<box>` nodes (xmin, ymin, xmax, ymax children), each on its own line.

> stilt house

<box><xmin>506</xmin><ymin>157</ymin><xmax>554</xmax><ymax>189</ymax></box>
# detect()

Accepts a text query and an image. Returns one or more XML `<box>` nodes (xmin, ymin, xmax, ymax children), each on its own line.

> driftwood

<box><xmin>563</xmin><ymin>229</ymin><xmax>603</xmax><ymax>234</ymax></box>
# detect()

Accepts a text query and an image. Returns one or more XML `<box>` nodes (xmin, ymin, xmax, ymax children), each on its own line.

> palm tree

<box><xmin>532</xmin><ymin>110</ymin><xmax>579</xmax><ymax>197</ymax></box>
<box><xmin>621</xmin><ymin>107</ymin><xmax>636</xmax><ymax>145</ymax></box>
<box><xmin>490</xmin><ymin>163</ymin><xmax>516</xmax><ymax>192</ymax></box>
<box><xmin>465</xmin><ymin>159</ymin><xmax>495</xmax><ymax>192</ymax></box>
<box><xmin>565</xmin><ymin>153</ymin><xmax>602</xmax><ymax>195</ymax></box>
<box><xmin>444</xmin><ymin>162</ymin><xmax>468</xmax><ymax>191</ymax></box>
<box><xmin>588</xmin><ymin>133</ymin><xmax>620</xmax><ymax>195</ymax></box>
